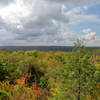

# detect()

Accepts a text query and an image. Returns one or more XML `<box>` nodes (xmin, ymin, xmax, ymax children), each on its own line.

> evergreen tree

<box><xmin>57</xmin><ymin>40</ymin><xmax>99</xmax><ymax>100</ymax></box>
<box><xmin>0</xmin><ymin>62</ymin><xmax>7</xmax><ymax>81</ymax></box>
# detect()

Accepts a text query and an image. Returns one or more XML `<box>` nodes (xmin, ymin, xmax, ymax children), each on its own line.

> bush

<box><xmin>0</xmin><ymin>90</ymin><xmax>10</xmax><ymax>100</ymax></box>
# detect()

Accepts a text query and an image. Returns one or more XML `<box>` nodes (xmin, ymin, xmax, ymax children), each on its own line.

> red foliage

<box><xmin>34</xmin><ymin>80</ymin><xmax>38</xmax><ymax>90</ymax></box>
<box><xmin>34</xmin><ymin>80</ymin><xmax>40</xmax><ymax>96</ymax></box>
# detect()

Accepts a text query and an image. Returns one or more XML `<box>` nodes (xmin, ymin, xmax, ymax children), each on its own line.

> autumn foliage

<box><xmin>0</xmin><ymin>47</ymin><xmax>100</xmax><ymax>100</ymax></box>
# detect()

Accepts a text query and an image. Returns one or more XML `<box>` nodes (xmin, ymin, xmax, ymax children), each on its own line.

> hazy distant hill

<box><xmin>0</xmin><ymin>46</ymin><xmax>99</xmax><ymax>51</ymax></box>
<box><xmin>0</xmin><ymin>46</ymin><xmax>73</xmax><ymax>51</ymax></box>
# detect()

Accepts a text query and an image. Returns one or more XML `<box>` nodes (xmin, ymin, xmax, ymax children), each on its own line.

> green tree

<box><xmin>0</xmin><ymin>62</ymin><xmax>7</xmax><ymax>81</ymax></box>
<box><xmin>57</xmin><ymin>40</ymin><xmax>99</xmax><ymax>100</ymax></box>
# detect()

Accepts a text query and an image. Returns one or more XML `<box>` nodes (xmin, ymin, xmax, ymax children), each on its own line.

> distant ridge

<box><xmin>0</xmin><ymin>46</ymin><xmax>73</xmax><ymax>51</ymax></box>
<box><xmin>0</xmin><ymin>46</ymin><xmax>100</xmax><ymax>51</ymax></box>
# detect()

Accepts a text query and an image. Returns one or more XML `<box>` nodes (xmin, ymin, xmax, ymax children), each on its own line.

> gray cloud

<box><xmin>0</xmin><ymin>0</ymin><xmax>100</xmax><ymax>46</ymax></box>
<box><xmin>47</xmin><ymin>0</ymin><xmax>100</xmax><ymax>6</ymax></box>
<box><xmin>0</xmin><ymin>0</ymin><xmax>15</xmax><ymax>5</ymax></box>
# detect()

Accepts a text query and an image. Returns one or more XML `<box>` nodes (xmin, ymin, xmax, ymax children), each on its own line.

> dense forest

<box><xmin>0</xmin><ymin>42</ymin><xmax>100</xmax><ymax>100</ymax></box>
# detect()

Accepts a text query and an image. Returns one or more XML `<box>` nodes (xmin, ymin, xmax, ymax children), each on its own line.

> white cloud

<box><xmin>0</xmin><ymin>0</ymin><xmax>30</xmax><ymax>25</ymax></box>
<box><xmin>88</xmin><ymin>38</ymin><xmax>100</xmax><ymax>46</ymax></box>
<box><xmin>17</xmin><ymin>24</ymin><xmax>23</xmax><ymax>30</ymax></box>
<box><xmin>66</xmin><ymin>7</ymin><xmax>100</xmax><ymax>24</ymax></box>
<box><xmin>81</xmin><ymin>28</ymin><xmax>96</xmax><ymax>41</ymax></box>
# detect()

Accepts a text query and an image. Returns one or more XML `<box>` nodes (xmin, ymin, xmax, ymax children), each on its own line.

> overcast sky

<box><xmin>0</xmin><ymin>0</ymin><xmax>100</xmax><ymax>46</ymax></box>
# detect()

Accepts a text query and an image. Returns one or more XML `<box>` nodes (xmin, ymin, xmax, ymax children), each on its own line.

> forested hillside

<box><xmin>0</xmin><ymin>46</ymin><xmax>100</xmax><ymax>100</ymax></box>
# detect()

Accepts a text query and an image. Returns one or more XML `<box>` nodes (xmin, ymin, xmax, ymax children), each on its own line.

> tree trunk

<box><xmin>78</xmin><ymin>81</ymin><xmax>81</xmax><ymax>100</ymax></box>
<box><xmin>78</xmin><ymin>64</ymin><xmax>81</xmax><ymax>100</ymax></box>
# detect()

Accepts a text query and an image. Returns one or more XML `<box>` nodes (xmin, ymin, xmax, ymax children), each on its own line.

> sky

<box><xmin>0</xmin><ymin>0</ymin><xmax>100</xmax><ymax>46</ymax></box>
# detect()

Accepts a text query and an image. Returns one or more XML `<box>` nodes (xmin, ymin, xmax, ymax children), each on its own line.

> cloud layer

<box><xmin>0</xmin><ymin>0</ymin><xmax>100</xmax><ymax>46</ymax></box>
